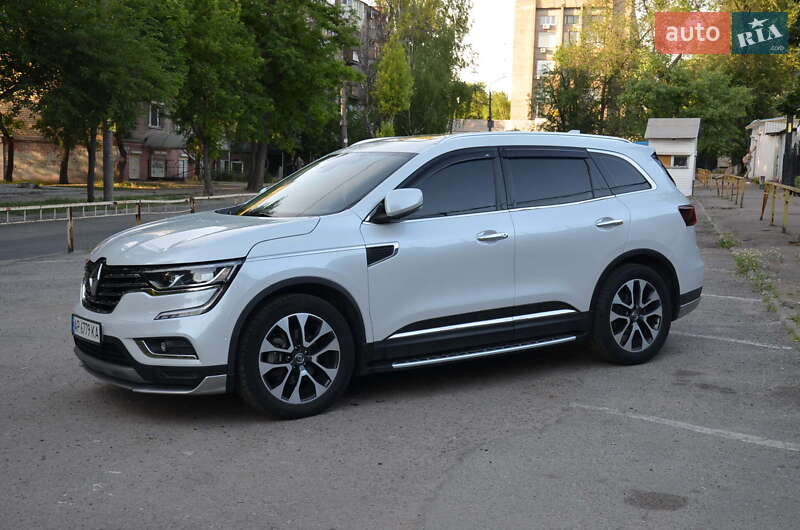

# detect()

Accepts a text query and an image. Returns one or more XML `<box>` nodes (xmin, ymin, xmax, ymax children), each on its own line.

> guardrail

<box><xmin>759</xmin><ymin>181</ymin><xmax>800</xmax><ymax>234</ymax></box>
<box><xmin>0</xmin><ymin>193</ymin><xmax>255</xmax><ymax>252</ymax></box>
<box><xmin>715</xmin><ymin>174</ymin><xmax>746</xmax><ymax>208</ymax></box>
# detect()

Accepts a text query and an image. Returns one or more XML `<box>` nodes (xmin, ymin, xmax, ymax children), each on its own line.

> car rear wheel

<box><xmin>591</xmin><ymin>264</ymin><xmax>672</xmax><ymax>365</ymax></box>
<box><xmin>237</xmin><ymin>294</ymin><xmax>355</xmax><ymax>419</ymax></box>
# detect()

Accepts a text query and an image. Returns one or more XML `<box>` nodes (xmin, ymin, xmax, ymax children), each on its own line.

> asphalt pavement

<box><xmin>0</xmin><ymin>215</ymin><xmax>798</xmax><ymax>528</ymax></box>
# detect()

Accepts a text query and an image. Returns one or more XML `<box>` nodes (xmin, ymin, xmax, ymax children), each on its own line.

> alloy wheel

<box><xmin>258</xmin><ymin>312</ymin><xmax>340</xmax><ymax>404</ymax></box>
<box><xmin>609</xmin><ymin>279</ymin><xmax>663</xmax><ymax>352</ymax></box>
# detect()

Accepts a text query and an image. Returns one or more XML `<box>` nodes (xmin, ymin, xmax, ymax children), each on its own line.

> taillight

<box><xmin>678</xmin><ymin>205</ymin><xmax>697</xmax><ymax>226</ymax></box>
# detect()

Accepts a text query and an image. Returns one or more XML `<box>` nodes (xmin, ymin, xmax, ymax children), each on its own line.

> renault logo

<box><xmin>88</xmin><ymin>260</ymin><xmax>104</xmax><ymax>298</ymax></box>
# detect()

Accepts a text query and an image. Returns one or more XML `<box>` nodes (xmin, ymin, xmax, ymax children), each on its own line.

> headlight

<box><xmin>142</xmin><ymin>261</ymin><xmax>240</xmax><ymax>293</ymax></box>
<box><xmin>144</xmin><ymin>260</ymin><xmax>243</xmax><ymax>320</ymax></box>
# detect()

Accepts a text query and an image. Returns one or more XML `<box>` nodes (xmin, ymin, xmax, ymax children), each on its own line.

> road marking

<box><xmin>704</xmin><ymin>293</ymin><xmax>761</xmax><ymax>303</ymax></box>
<box><xmin>671</xmin><ymin>331</ymin><xmax>793</xmax><ymax>350</ymax></box>
<box><xmin>572</xmin><ymin>404</ymin><xmax>800</xmax><ymax>452</ymax></box>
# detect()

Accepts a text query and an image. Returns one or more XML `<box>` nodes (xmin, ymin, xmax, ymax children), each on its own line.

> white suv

<box><xmin>72</xmin><ymin>132</ymin><xmax>703</xmax><ymax>418</ymax></box>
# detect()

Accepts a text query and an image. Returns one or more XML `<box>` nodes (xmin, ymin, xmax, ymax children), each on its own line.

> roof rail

<box><xmin>440</xmin><ymin>131</ymin><xmax>631</xmax><ymax>144</ymax></box>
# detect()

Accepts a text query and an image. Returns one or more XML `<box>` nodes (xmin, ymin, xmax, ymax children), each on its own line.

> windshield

<box><xmin>231</xmin><ymin>151</ymin><xmax>416</xmax><ymax>217</ymax></box>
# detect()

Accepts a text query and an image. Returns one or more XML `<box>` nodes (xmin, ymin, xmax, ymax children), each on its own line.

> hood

<box><xmin>91</xmin><ymin>211</ymin><xmax>320</xmax><ymax>265</ymax></box>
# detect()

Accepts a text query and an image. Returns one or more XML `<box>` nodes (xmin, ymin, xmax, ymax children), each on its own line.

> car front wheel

<box><xmin>236</xmin><ymin>294</ymin><xmax>355</xmax><ymax>419</ymax></box>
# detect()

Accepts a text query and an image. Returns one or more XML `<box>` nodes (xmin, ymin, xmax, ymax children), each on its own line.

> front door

<box><xmin>361</xmin><ymin>148</ymin><xmax>515</xmax><ymax>362</ymax></box>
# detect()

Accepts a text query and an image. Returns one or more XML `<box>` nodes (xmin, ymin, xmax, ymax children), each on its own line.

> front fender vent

<box><xmin>366</xmin><ymin>244</ymin><xmax>398</xmax><ymax>266</ymax></box>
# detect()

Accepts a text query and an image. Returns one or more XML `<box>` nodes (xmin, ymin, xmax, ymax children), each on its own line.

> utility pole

<box><xmin>782</xmin><ymin>114</ymin><xmax>795</xmax><ymax>187</ymax></box>
<box><xmin>336</xmin><ymin>0</ymin><xmax>349</xmax><ymax>147</ymax></box>
<box><xmin>487</xmin><ymin>90</ymin><xmax>494</xmax><ymax>132</ymax></box>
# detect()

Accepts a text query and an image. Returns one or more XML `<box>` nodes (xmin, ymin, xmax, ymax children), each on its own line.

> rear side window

<box><xmin>403</xmin><ymin>158</ymin><xmax>496</xmax><ymax>219</ymax></box>
<box><xmin>504</xmin><ymin>157</ymin><xmax>594</xmax><ymax>207</ymax></box>
<box><xmin>592</xmin><ymin>153</ymin><xmax>651</xmax><ymax>194</ymax></box>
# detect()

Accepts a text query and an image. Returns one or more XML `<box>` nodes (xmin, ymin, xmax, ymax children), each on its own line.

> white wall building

<box><xmin>744</xmin><ymin>117</ymin><xmax>798</xmax><ymax>184</ymax></box>
<box><xmin>644</xmin><ymin>118</ymin><xmax>700</xmax><ymax>196</ymax></box>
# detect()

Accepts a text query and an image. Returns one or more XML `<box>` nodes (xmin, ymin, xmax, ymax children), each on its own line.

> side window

<box><xmin>504</xmin><ymin>157</ymin><xmax>594</xmax><ymax>207</ymax></box>
<box><xmin>403</xmin><ymin>157</ymin><xmax>496</xmax><ymax>219</ymax></box>
<box><xmin>592</xmin><ymin>153</ymin><xmax>651</xmax><ymax>194</ymax></box>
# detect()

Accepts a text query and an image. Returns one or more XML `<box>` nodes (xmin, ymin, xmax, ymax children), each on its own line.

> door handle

<box><xmin>476</xmin><ymin>230</ymin><xmax>509</xmax><ymax>242</ymax></box>
<box><xmin>595</xmin><ymin>218</ymin><xmax>624</xmax><ymax>228</ymax></box>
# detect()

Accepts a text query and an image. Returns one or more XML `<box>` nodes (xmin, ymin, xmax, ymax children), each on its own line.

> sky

<box><xmin>460</xmin><ymin>0</ymin><xmax>516</xmax><ymax>95</ymax></box>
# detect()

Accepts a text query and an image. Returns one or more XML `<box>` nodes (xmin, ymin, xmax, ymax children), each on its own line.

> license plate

<box><xmin>72</xmin><ymin>315</ymin><xmax>102</xmax><ymax>344</ymax></box>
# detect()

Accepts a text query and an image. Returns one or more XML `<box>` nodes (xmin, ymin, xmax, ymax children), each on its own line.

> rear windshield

<box><xmin>231</xmin><ymin>151</ymin><xmax>415</xmax><ymax>217</ymax></box>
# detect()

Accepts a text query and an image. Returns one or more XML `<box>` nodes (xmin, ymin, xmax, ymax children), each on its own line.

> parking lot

<box><xmin>1</xmin><ymin>218</ymin><xmax>799</xmax><ymax>529</ymax></box>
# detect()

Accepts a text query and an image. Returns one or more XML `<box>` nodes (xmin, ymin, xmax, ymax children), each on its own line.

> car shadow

<box><xmin>81</xmin><ymin>343</ymin><xmax>601</xmax><ymax>423</ymax></box>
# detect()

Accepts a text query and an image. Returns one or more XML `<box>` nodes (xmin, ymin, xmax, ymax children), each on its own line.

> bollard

<box><xmin>67</xmin><ymin>207</ymin><xmax>74</xmax><ymax>253</ymax></box>
<box><xmin>783</xmin><ymin>190</ymin><xmax>789</xmax><ymax>234</ymax></box>
<box><xmin>190</xmin><ymin>197</ymin><xmax>197</xmax><ymax>213</ymax></box>
<box><xmin>760</xmin><ymin>183</ymin><xmax>769</xmax><ymax>220</ymax></box>
<box><xmin>770</xmin><ymin>185</ymin><xmax>777</xmax><ymax>225</ymax></box>
<box><xmin>135</xmin><ymin>201</ymin><xmax>142</xmax><ymax>224</ymax></box>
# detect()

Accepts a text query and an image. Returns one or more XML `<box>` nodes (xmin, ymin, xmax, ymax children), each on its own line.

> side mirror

<box><xmin>381</xmin><ymin>188</ymin><xmax>423</xmax><ymax>220</ymax></box>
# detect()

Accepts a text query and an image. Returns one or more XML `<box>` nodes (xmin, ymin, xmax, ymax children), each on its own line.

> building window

<box><xmin>564</xmin><ymin>14</ymin><xmax>580</xmax><ymax>25</ymax></box>
<box><xmin>536</xmin><ymin>60</ymin><xmax>554</xmax><ymax>79</ymax></box>
<box><xmin>148</xmin><ymin>103</ymin><xmax>161</xmax><ymax>128</ymax></box>
<box><xmin>539</xmin><ymin>15</ymin><xmax>556</xmax><ymax>26</ymax></box>
<box><xmin>671</xmin><ymin>155</ymin><xmax>689</xmax><ymax>168</ymax></box>
<box><xmin>566</xmin><ymin>31</ymin><xmax>580</xmax><ymax>44</ymax></box>
<box><xmin>537</xmin><ymin>32</ymin><xmax>557</xmax><ymax>48</ymax></box>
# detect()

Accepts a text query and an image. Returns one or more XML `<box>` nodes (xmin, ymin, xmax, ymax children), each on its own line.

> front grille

<box><xmin>74</xmin><ymin>336</ymin><xmax>133</xmax><ymax>366</ymax></box>
<box><xmin>82</xmin><ymin>259</ymin><xmax>150</xmax><ymax>313</ymax></box>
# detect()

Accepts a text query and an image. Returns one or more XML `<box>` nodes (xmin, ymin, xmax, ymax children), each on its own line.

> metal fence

<box><xmin>0</xmin><ymin>193</ymin><xmax>255</xmax><ymax>252</ymax></box>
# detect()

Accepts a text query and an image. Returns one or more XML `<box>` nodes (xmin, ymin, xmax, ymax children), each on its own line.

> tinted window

<box><xmin>404</xmin><ymin>158</ymin><xmax>496</xmax><ymax>219</ymax></box>
<box><xmin>592</xmin><ymin>153</ymin><xmax>651</xmax><ymax>194</ymax></box>
<box><xmin>505</xmin><ymin>157</ymin><xmax>593</xmax><ymax>207</ymax></box>
<box><xmin>232</xmin><ymin>151</ymin><xmax>415</xmax><ymax>217</ymax></box>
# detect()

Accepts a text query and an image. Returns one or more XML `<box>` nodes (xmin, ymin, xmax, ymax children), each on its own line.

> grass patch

<box><xmin>718</xmin><ymin>232</ymin><xmax>740</xmax><ymax>249</ymax></box>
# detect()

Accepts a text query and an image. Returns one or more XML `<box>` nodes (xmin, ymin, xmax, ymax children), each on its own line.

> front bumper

<box><xmin>74</xmin><ymin>336</ymin><xmax>228</xmax><ymax>395</ymax></box>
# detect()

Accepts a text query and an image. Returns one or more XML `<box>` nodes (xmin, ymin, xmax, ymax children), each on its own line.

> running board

<box><xmin>391</xmin><ymin>335</ymin><xmax>577</xmax><ymax>370</ymax></box>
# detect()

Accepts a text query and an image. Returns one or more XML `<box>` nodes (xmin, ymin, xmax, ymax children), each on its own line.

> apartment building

<box><xmin>510</xmin><ymin>0</ymin><xmax>622</xmax><ymax>122</ymax></box>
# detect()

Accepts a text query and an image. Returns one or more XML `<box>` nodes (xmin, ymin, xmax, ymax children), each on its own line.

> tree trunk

<box><xmin>87</xmin><ymin>127</ymin><xmax>97</xmax><ymax>202</ymax></box>
<box><xmin>249</xmin><ymin>141</ymin><xmax>268</xmax><ymax>192</ymax></box>
<box><xmin>202</xmin><ymin>142</ymin><xmax>213</xmax><ymax>196</ymax></box>
<box><xmin>102</xmin><ymin>122</ymin><xmax>114</xmax><ymax>201</ymax></box>
<box><xmin>114</xmin><ymin>131</ymin><xmax>128</xmax><ymax>183</ymax></box>
<box><xmin>59</xmin><ymin>146</ymin><xmax>70</xmax><ymax>184</ymax></box>
<box><xmin>0</xmin><ymin>117</ymin><xmax>14</xmax><ymax>182</ymax></box>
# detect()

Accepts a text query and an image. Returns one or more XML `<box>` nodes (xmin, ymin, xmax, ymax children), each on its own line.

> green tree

<box><xmin>172</xmin><ymin>0</ymin><xmax>263</xmax><ymax>195</ymax></box>
<box><xmin>453</xmin><ymin>83</ymin><xmax>510</xmax><ymax>120</ymax></box>
<box><xmin>240</xmin><ymin>0</ymin><xmax>359</xmax><ymax>190</ymax></box>
<box><xmin>622</xmin><ymin>55</ymin><xmax>754</xmax><ymax>160</ymax></box>
<box><xmin>0</xmin><ymin>0</ymin><xmax>78</xmax><ymax>182</ymax></box>
<box><xmin>28</xmin><ymin>0</ymin><xmax>184</xmax><ymax>200</ymax></box>
<box><xmin>378</xmin><ymin>0</ymin><xmax>472</xmax><ymax>135</ymax></box>
<box><xmin>374</xmin><ymin>35</ymin><xmax>414</xmax><ymax>136</ymax></box>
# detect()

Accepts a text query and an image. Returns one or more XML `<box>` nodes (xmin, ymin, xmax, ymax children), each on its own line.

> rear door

<box><xmin>501</xmin><ymin>147</ymin><xmax>631</xmax><ymax>340</ymax></box>
<box><xmin>361</xmin><ymin>148</ymin><xmax>516</xmax><ymax>362</ymax></box>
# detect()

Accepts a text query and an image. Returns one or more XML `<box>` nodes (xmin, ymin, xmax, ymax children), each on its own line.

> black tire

<box><xmin>236</xmin><ymin>293</ymin><xmax>355</xmax><ymax>419</ymax></box>
<box><xmin>590</xmin><ymin>263</ymin><xmax>672</xmax><ymax>365</ymax></box>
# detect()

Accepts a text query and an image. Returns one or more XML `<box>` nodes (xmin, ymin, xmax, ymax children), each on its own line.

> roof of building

<box><xmin>644</xmin><ymin>118</ymin><xmax>701</xmax><ymax>139</ymax></box>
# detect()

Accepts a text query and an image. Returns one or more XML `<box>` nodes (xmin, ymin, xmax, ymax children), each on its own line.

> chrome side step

<box><xmin>391</xmin><ymin>335</ymin><xmax>577</xmax><ymax>370</ymax></box>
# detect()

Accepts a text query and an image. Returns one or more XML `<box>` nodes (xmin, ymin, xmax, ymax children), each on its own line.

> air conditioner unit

<box><xmin>542</xmin><ymin>24</ymin><xmax>551</xmax><ymax>30</ymax></box>
<box><xmin>539</xmin><ymin>47</ymin><xmax>548</xmax><ymax>53</ymax></box>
